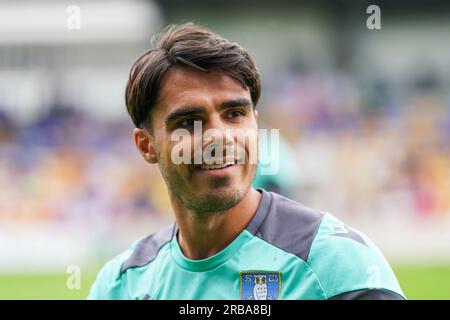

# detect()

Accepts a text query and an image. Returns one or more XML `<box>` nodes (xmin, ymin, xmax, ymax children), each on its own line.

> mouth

<box><xmin>192</xmin><ymin>159</ymin><xmax>240</xmax><ymax>177</ymax></box>
<box><xmin>199</xmin><ymin>160</ymin><xmax>238</xmax><ymax>170</ymax></box>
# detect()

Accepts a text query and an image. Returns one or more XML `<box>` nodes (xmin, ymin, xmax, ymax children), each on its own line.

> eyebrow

<box><xmin>165</xmin><ymin>107</ymin><xmax>205</xmax><ymax>125</ymax></box>
<box><xmin>164</xmin><ymin>98</ymin><xmax>252</xmax><ymax>125</ymax></box>
<box><xmin>218</xmin><ymin>98</ymin><xmax>252</xmax><ymax>111</ymax></box>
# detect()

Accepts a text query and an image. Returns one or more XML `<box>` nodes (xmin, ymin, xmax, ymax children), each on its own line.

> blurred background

<box><xmin>0</xmin><ymin>0</ymin><xmax>449</xmax><ymax>299</ymax></box>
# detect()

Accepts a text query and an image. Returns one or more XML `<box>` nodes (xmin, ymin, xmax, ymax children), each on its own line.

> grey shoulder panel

<box><xmin>120</xmin><ymin>223</ymin><xmax>175</xmax><ymax>274</ymax></box>
<box><xmin>246</xmin><ymin>189</ymin><xmax>273</xmax><ymax>235</ymax></box>
<box><xmin>248</xmin><ymin>190</ymin><xmax>325</xmax><ymax>262</ymax></box>
<box><xmin>329</xmin><ymin>289</ymin><xmax>406</xmax><ymax>300</ymax></box>
<box><xmin>331</xmin><ymin>225</ymin><xmax>367</xmax><ymax>247</ymax></box>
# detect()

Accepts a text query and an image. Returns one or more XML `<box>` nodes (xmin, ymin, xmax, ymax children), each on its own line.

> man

<box><xmin>88</xmin><ymin>23</ymin><xmax>405</xmax><ymax>300</ymax></box>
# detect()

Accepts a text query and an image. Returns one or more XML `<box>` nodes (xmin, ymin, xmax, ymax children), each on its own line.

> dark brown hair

<box><xmin>125</xmin><ymin>23</ymin><xmax>261</xmax><ymax>128</ymax></box>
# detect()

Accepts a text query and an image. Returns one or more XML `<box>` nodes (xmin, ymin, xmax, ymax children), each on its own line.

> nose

<box><xmin>201</xmin><ymin>114</ymin><xmax>235</xmax><ymax>156</ymax></box>
<box><xmin>202</xmin><ymin>114</ymin><xmax>234</xmax><ymax>146</ymax></box>
<box><xmin>203</xmin><ymin>112</ymin><xmax>226</xmax><ymax>132</ymax></box>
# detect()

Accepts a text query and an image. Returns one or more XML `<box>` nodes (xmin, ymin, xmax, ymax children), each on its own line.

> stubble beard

<box><xmin>159</xmin><ymin>162</ymin><xmax>256</xmax><ymax>216</ymax></box>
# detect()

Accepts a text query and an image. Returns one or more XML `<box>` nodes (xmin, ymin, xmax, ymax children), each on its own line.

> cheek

<box><xmin>168</xmin><ymin>135</ymin><xmax>196</xmax><ymax>165</ymax></box>
<box><xmin>234</xmin><ymin>130</ymin><xmax>258</xmax><ymax>164</ymax></box>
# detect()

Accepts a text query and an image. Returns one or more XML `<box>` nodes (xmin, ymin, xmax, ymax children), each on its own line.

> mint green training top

<box><xmin>88</xmin><ymin>189</ymin><xmax>405</xmax><ymax>300</ymax></box>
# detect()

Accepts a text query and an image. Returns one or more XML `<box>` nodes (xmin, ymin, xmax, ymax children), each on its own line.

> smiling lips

<box><xmin>200</xmin><ymin>160</ymin><xmax>238</xmax><ymax>170</ymax></box>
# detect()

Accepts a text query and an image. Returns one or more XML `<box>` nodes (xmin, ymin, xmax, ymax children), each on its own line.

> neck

<box><xmin>170</xmin><ymin>187</ymin><xmax>262</xmax><ymax>260</ymax></box>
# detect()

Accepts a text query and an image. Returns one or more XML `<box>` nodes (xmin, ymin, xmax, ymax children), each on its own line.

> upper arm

<box><xmin>307</xmin><ymin>213</ymin><xmax>406</xmax><ymax>300</ymax></box>
<box><xmin>87</xmin><ymin>239</ymin><xmax>143</xmax><ymax>300</ymax></box>
<box><xmin>87</xmin><ymin>258</ymin><xmax>128</xmax><ymax>300</ymax></box>
<box><xmin>328</xmin><ymin>288</ymin><xmax>405</xmax><ymax>300</ymax></box>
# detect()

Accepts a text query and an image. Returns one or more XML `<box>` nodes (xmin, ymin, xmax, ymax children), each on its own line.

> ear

<box><xmin>254</xmin><ymin>109</ymin><xmax>259</xmax><ymax>120</ymax></box>
<box><xmin>134</xmin><ymin>128</ymin><xmax>158</xmax><ymax>164</ymax></box>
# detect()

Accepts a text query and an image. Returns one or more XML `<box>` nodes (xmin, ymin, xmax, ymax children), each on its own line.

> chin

<box><xmin>188</xmin><ymin>186</ymin><xmax>248</xmax><ymax>214</ymax></box>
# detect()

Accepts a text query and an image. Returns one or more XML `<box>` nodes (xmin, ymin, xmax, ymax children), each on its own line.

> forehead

<box><xmin>156</xmin><ymin>67</ymin><xmax>251</xmax><ymax>112</ymax></box>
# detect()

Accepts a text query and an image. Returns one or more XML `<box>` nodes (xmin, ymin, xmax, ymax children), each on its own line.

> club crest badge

<box><xmin>240</xmin><ymin>271</ymin><xmax>281</xmax><ymax>300</ymax></box>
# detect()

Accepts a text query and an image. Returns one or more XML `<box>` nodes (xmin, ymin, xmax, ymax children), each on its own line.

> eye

<box><xmin>226</xmin><ymin>110</ymin><xmax>245</xmax><ymax>120</ymax></box>
<box><xmin>178</xmin><ymin>118</ymin><xmax>200</xmax><ymax>128</ymax></box>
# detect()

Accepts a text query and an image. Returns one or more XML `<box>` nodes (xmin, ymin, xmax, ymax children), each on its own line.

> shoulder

<box><xmin>120</xmin><ymin>223</ymin><xmax>175</xmax><ymax>273</ymax></box>
<box><xmin>307</xmin><ymin>213</ymin><xmax>405</xmax><ymax>299</ymax></box>
<box><xmin>253</xmin><ymin>191</ymin><xmax>405</xmax><ymax>299</ymax></box>
<box><xmin>249</xmin><ymin>191</ymin><xmax>325</xmax><ymax>262</ymax></box>
<box><xmin>87</xmin><ymin>224</ymin><xmax>175</xmax><ymax>300</ymax></box>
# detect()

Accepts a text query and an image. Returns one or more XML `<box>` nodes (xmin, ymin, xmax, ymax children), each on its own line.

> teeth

<box><xmin>200</xmin><ymin>160</ymin><xmax>236</xmax><ymax>170</ymax></box>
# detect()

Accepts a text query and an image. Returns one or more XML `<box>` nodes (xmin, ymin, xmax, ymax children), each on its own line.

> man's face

<box><xmin>138</xmin><ymin>67</ymin><xmax>258</xmax><ymax>214</ymax></box>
